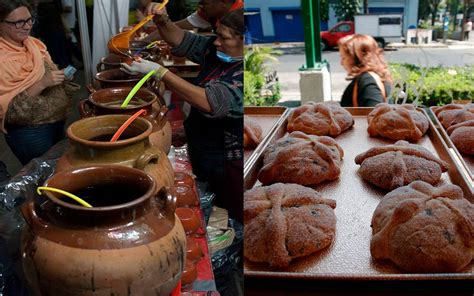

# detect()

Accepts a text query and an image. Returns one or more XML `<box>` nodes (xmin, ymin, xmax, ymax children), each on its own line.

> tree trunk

<box><xmin>363</xmin><ymin>0</ymin><xmax>369</xmax><ymax>14</ymax></box>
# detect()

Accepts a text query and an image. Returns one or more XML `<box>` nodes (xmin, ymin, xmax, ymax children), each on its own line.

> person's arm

<box><xmin>161</xmin><ymin>72</ymin><xmax>211</xmax><ymax>112</ymax></box>
<box><xmin>174</xmin><ymin>18</ymin><xmax>195</xmax><ymax>30</ymax></box>
<box><xmin>143</xmin><ymin>30</ymin><xmax>160</xmax><ymax>42</ymax></box>
<box><xmin>146</xmin><ymin>5</ymin><xmax>185</xmax><ymax>47</ymax></box>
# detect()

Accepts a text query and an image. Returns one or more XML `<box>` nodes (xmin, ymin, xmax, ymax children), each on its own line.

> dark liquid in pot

<box><xmin>100</xmin><ymin>98</ymin><xmax>149</xmax><ymax>108</ymax></box>
<box><xmin>88</xmin><ymin>133</ymin><xmax>135</xmax><ymax>141</ymax></box>
<box><xmin>71</xmin><ymin>183</ymin><xmax>145</xmax><ymax>207</ymax></box>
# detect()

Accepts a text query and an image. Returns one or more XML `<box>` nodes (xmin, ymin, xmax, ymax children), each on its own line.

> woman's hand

<box><xmin>41</xmin><ymin>70</ymin><xmax>65</xmax><ymax>88</ymax></box>
<box><xmin>145</xmin><ymin>2</ymin><xmax>168</xmax><ymax>15</ymax></box>
<box><xmin>121</xmin><ymin>59</ymin><xmax>169</xmax><ymax>80</ymax></box>
<box><xmin>145</xmin><ymin>2</ymin><xmax>170</xmax><ymax>26</ymax></box>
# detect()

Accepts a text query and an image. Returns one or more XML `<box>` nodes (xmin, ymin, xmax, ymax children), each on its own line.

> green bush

<box><xmin>244</xmin><ymin>71</ymin><xmax>281</xmax><ymax>106</ymax></box>
<box><xmin>244</xmin><ymin>46</ymin><xmax>282</xmax><ymax>106</ymax></box>
<box><xmin>389</xmin><ymin>63</ymin><xmax>474</xmax><ymax>106</ymax></box>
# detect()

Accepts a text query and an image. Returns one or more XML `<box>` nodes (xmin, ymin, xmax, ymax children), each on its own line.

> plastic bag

<box><xmin>211</xmin><ymin>218</ymin><xmax>243</xmax><ymax>296</ymax></box>
<box><xmin>0</xmin><ymin>140</ymin><xmax>68</xmax><ymax>295</ymax></box>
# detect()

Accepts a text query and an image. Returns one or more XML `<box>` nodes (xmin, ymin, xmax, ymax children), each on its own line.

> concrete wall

<box><xmin>246</xmin><ymin>0</ymin><xmax>419</xmax><ymax>41</ymax></box>
<box><xmin>245</xmin><ymin>0</ymin><xmax>300</xmax><ymax>39</ymax></box>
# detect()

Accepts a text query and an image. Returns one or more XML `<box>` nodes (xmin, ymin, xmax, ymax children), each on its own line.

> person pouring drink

<box><xmin>121</xmin><ymin>8</ymin><xmax>244</xmax><ymax>221</ymax></box>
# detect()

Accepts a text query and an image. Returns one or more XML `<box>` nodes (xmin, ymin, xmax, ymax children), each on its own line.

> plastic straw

<box><xmin>37</xmin><ymin>186</ymin><xmax>93</xmax><ymax>208</ymax></box>
<box><xmin>121</xmin><ymin>69</ymin><xmax>156</xmax><ymax>108</ymax></box>
<box><xmin>110</xmin><ymin>109</ymin><xmax>147</xmax><ymax>142</ymax></box>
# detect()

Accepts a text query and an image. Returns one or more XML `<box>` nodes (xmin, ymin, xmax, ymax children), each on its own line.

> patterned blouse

<box><xmin>171</xmin><ymin>31</ymin><xmax>243</xmax><ymax>163</ymax></box>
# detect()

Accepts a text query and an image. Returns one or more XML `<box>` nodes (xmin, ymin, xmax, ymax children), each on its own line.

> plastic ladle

<box><xmin>121</xmin><ymin>69</ymin><xmax>156</xmax><ymax>108</ymax></box>
<box><xmin>110</xmin><ymin>109</ymin><xmax>147</xmax><ymax>142</ymax></box>
<box><xmin>37</xmin><ymin>186</ymin><xmax>93</xmax><ymax>208</ymax></box>
<box><xmin>108</xmin><ymin>0</ymin><xmax>169</xmax><ymax>57</ymax></box>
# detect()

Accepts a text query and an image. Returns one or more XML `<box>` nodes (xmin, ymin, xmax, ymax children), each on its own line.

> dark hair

<box><xmin>220</xmin><ymin>8</ymin><xmax>243</xmax><ymax>36</ymax></box>
<box><xmin>0</xmin><ymin>0</ymin><xmax>32</xmax><ymax>21</ymax></box>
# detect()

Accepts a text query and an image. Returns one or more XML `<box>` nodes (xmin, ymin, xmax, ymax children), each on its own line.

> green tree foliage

<box><xmin>332</xmin><ymin>0</ymin><xmax>361</xmax><ymax>21</ymax></box>
<box><xmin>320</xmin><ymin>0</ymin><xmax>329</xmax><ymax>21</ymax></box>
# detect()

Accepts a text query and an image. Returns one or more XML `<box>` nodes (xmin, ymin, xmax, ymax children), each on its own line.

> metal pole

<box><xmin>312</xmin><ymin>0</ymin><xmax>322</xmax><ymax>63</ymax></box>
<box><xmin>301</xmin><ymin>0</ymin><xmax>315</xmax><ymax>69</ymax></box>
<box><xmin>76</xmin><ymin>0</ymin><xmax>93</xmax><ymax>85</ymax></box>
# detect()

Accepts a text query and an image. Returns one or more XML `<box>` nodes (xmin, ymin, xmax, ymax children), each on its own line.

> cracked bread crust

<box><xmin>446</xmin><ymin>119</ymin><xmax>474</xmax><ymax>155</ymax></box>
<box><xmin>258</xmin><ymin>131</ymin><xmax>343</xmax><ymax>186</ymax></box>
<box><xmin>433</xmin><ymin>103</ymin><xmax>474</xmax><ymax>129</ymax></box>
<box><xmin>355</xmin><ymin>140</ymin><xmax>449</xmax><ymax>190</ymax></box>
<box><xmin>367</xmin><ymin>103</ymin><xmax>429</xmax><ymax>142</ymax></box>
<box><xmin>371</xmin><ymin>181</ymin><xmax>474</xmax><ymax>273</ymax></box>
<box><xmin>244</xmin><ymin>118</ymin><xmax>263</xmax><ymax>149</ymax></box>
<box><xmin>244</xmin><ymin>183</ymin><xmax>337</xmax><ymax>267</ymax></box>
<box><xmin>287</xmin><ymin>102</ymin><xmax>354</xmax><ymax>137</ymax></box>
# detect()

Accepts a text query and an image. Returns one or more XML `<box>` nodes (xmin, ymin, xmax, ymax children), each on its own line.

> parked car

<box><xmin>320</xmin><ymin>14</ymin><xmax>403</xmax><ymax>50</ymax></box>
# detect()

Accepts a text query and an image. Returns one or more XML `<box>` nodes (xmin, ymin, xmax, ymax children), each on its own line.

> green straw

<box><xmin>121</xmin><ymin>69</ymin><xmax>156</xmax><ymax>108</ymax></box>
<box><xmin>37</xmin><ymin>186</ymin><xmax>93</xmax><ymax>208</ymax></box>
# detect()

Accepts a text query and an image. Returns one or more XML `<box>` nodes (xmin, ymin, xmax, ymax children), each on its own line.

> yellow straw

<box><xmin>37</xmin><ymin>186</ymin><xmax>93</xmax><ymax>208</ymax></box>
<box><xmin>156</xmin><ymin>0</ymin><xmax>169</xmax><ymax>11</ymax></box>
<box><xmin>121</xmin><ymin>69</ymin><xmax>156</xmax><ymax>108</ymax></box>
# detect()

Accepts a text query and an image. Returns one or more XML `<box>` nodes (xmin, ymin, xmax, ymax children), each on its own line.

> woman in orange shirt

<box><xmin>0</xmin><ymin>0</ymin><xmax>78</xmax><ymax>165</ymax></box>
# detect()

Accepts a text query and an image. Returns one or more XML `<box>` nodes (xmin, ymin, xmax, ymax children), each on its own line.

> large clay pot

<box><xmin>21</xmin><ymin>165</ymin><xmax>186</xmax><ymax>295</ymax></box>
<box><xmin>78</xmin><ymin>87</ymin><xmax>171</xmax><ymax>153</ymax></box>
<box><xmin>56</xmin><ymin>115</ymin><xmax>174</xmax><ymax>192</ymax></box>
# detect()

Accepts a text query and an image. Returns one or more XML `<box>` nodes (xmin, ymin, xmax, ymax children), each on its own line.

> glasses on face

<box><xmin>2</xmin><ymin>17</ymin><xmax>35</xmax><ymax>29</ymax></box>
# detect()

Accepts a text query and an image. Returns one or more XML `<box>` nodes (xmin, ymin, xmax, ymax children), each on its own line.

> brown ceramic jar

<box><xmin>21</xmin><ymin>165</ymin><xmax>186</xmax><ymax>295</ymax></box>
<box><xmin>78</xmin><ymin>87</ymin><xmax>171</xmax><ymax>153</ymax></box>
<box><xmin>56</xmin><ymin>115</ymin><xmax>174</xmax><ymax>192</ymax></box>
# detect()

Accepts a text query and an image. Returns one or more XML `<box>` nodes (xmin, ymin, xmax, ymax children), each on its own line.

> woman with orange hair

<box><xmin>338</xmin><ymin>34</ymin><xmax>392</xmax><ymax>107</ymax></box>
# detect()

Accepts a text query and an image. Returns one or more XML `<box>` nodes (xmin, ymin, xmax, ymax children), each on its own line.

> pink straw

<box><xmin>110</xmin><ymin>109</ymin><xmax>147</xmax><ymax>142</ymax></box>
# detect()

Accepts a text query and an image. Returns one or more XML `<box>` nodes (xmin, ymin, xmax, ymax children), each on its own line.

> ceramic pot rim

<box><xmin>67</xmin><ymin>114</ymin><xmax>153</xmax><ymax>147</ymax></box>
<box><xmin>42</xmin><ymin>165</ymin><xmax>157</xmax><ymax>211</ymax></box>
<box><xmin>95</xmin><ymin>68</ymin><xmax>144</xmax><ymax>83</ymax></box>
<box><xmin>88</xmin><ymin>87</ymin><xmax>157</xmax><ymax>110</ymax></box>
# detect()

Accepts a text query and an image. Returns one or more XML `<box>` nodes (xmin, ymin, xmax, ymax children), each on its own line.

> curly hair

<box><xmin>338</xmin><ymin>34</ymin><xmax>392</xmax><ymax>84</ymax></box>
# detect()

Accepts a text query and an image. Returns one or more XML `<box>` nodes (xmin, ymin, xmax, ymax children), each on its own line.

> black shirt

<box><xmin>340</xmin><ymin>72</ymin><xmax>391</xmax><ymax>107</ymax></box>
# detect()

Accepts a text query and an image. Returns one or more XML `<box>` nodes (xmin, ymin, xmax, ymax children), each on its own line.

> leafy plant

<box><xmin>332</xmin><ymin>0</ymin><xmax>361</xmax><ymax>22</ymax></box>
<box><xmin>244</xmin><ymin>46</ymin><xmax>282</xmax><ymax>106</ymax></box>
<box><xmin>244</xmin><ymin>47</ymin><xmax>281</xmax><ymax>75</ymax></box>
<box><xmin>389</xmin><ymin>63</ymin><xmax>474</xmax><ymax>106</ymax></box>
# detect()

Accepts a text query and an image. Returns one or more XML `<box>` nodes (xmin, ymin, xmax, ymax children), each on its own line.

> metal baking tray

<box><xmin>244</xmin><ymin>107</ymin><xmax>473</xmax><ymax>280</ymax></box>
<box><xmin>428</xmin><ymin>107</ymin><xmax>474</xmax><ymax>192</ymax></box>
<box><xmin>244</xmin><ymin>106</ymin><xmax>289</xmax><ymax>168</ymax></box>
